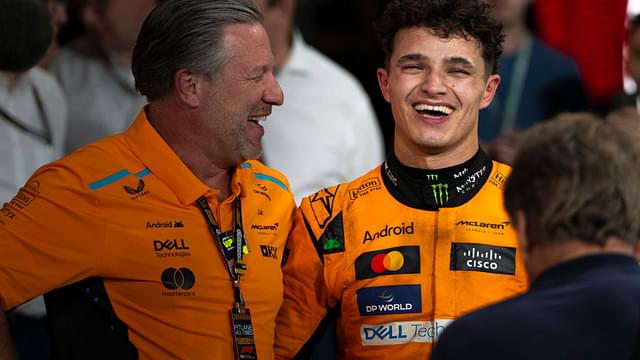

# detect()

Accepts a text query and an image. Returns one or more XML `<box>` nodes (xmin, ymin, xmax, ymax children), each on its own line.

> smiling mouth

<box><xmin>248</xmin><ymin>115</ymin><xmax>267</xmax><ymax>126</ymax></box>
<box><xmin>414</xmin><ymin>104</ymin><xmax>454</xmax><ymax>117</ymax></box>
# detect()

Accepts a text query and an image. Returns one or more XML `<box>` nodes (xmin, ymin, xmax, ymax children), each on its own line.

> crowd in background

<box><xmin>1</xmin><ymin>0</ymin><xmax>639</xmax><ymax>358</ymax></box>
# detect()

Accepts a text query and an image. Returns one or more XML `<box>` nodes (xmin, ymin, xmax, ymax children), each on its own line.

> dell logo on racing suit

<box><xmin>360</xmin><ymin>320</ymin><xmax>453</xmax><ymax>345</ymax></box>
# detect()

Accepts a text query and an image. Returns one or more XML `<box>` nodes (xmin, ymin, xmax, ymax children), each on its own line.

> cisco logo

<box><xmin>450</xmin><ymin>243</ymin><xmax>516</xmax><ymax>275</ymax></box>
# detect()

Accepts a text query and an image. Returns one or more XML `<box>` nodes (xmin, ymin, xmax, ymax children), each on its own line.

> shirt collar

<box><xmin>123</xmin><ymin>108</ymin><xmax>211</xmax><ymax>205</ymax></box>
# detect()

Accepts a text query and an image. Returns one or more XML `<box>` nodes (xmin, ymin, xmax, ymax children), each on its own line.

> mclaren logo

<box><xmin>456</xmin><ymin>220</ymin><xmax>510</xmax><ymax>230</ymax></box>
<box><xmin>251</xmin><ymin>223</ymin><xmax>279</xmax><ymax>231</ymax></box>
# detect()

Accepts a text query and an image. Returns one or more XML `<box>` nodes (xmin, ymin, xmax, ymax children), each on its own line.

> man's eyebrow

<box><xmin>446</xmin><ymin>57</ymin><xmax>475</xmax><ymax>68</ymax></box>
<box><xmin>396</xmin><ymin>53</ymin><xmax>428</xmax><ymax>64</ymax></box>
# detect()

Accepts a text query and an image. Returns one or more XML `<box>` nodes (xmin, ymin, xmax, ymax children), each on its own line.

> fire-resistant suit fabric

<box><xmin>275</xmin><ymin>153</ymin><xmax>528</xmax><ymax>359</ymax></box>
<box><xmin>0</xmin><ymin>110</ymin><xmax>296</xmax><ymax>359</ymax></box>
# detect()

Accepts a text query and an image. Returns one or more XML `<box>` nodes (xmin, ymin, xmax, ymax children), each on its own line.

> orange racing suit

<box><xmin>275</xmin><ymin>150</ymin><xmax>528</xmax><ymax>359</ymax></box>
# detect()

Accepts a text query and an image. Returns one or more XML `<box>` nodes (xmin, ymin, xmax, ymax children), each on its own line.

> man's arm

<box><xmin>275</xmin><ymin>208</ymin><xmax>330</xmax><ymax>359</ymax></box>
<box><xmin>0</xmin><ymin>314</ymin><xmax>16</xmax><ymax>360</ymax></box>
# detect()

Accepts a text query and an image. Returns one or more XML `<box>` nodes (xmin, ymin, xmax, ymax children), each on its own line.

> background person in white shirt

<box><xmin>253</xmin><ymin>0</ymin><xmax>385</xmax><ymax>204</ymax></box>
<box><xmin>0</xmin><ymin>0</ymin><xmax>67</xmax><ymax>358</ymax></box>
<box><xmin>51</xmin><ymin>0</ymin><xmax>155</xmax><ymax>153</ymax></box>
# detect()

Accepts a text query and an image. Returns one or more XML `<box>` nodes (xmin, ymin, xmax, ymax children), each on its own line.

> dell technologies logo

<box><xmin>360</xmin><ymin>320</ymin><xmax>453</xmax><ymax>346</ymax></box>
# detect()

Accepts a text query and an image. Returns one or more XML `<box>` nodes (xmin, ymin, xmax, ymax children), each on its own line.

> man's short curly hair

<box><xmin>375</xmin><ymin>0</ymin><xmax>504</xmax><ymax>76</ymax></box>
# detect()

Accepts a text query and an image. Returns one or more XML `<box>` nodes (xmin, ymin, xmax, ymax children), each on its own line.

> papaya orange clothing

<box><xmin>0</xmin><ymin>110</ymin><xmax>295</xmax><ymax>359</ymax></box>
<box><xmin>275</xmin><ymin>153</ymin><xmax>528</xmax><ymax>359</ymax></box>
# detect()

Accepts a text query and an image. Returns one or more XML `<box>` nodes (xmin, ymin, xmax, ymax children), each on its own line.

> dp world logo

<box><xmin>161</xmin><ymin>267</ymin><xmax>196</xmax><ymax>290</ymax></box>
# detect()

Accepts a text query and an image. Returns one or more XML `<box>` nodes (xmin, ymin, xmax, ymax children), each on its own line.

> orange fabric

<box><xmin>275</xmin><ymin>163</ymin><xmax>528</xmax><ymax>360</ymax></box>
<box><xmin>0</xmin><ymin>110</ymin><xmax>295</xmax><ymax>359</ymax></box>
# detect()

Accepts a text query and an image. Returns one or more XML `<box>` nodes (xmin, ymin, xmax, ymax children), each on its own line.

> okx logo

<box><xmin>355</xmin><ymin>246</ymin><xmax>420</xmax><ymax>280</ymax></box>
<box><xmin>430</xmin><ymin>183</ymin><xmax>448</xmax><ymax>206</ymax></box>
<box><xmin>161</xmin><ymin>267</ymin><xmax>196</xmax><ymax>290</ymax></box>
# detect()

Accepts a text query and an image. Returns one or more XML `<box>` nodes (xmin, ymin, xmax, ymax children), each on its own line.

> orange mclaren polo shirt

<box><xmin>0</xmin><ymin>110</ymin><xmax>295</xmax><ymax>359</ymax></box>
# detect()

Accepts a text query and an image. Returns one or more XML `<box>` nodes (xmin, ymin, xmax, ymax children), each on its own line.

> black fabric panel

<box><xmin>44</xmin><ymin>277</ymin><xmax>138</xmax><ymax>360</ymax></box>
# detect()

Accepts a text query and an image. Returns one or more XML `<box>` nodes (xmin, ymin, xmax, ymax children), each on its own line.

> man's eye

<box><xmin>449</xmin><ymin>68</ymin><xmax>470</xmax><ymax>75</ymax></box>
<box><xmin>402</xmin><ymin>64</ymin><xmax>423</xmax><ymax>71</ymax></box>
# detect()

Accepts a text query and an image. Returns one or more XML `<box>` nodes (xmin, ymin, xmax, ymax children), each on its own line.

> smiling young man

<box><xmin>0</xmin><ymin>1</ymin><xmax>296</xmax><ymax>359</ymax></box>
<box><xmin>274</xmin><ymin>0</ymin><xmax>527</xmax><ymax>359</ymax></box>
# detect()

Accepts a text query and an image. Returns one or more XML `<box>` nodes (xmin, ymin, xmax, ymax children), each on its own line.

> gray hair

<box><xmin>505</xmin><ymin>113</ymin><xmax>640</xmax><ymax>248</ymax></box>
<box><xmin>132</xmin><ymin>0</ymin><xmax>262</xmax><ymax>101</ymax></box>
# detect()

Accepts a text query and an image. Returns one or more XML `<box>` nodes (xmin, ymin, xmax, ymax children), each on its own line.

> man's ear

<box><xmin>377</xmin><ymin>67</ymin><xmax>392</xmax><ymax>103</ymax></box>
<box><xmin>173</xmin><ymin>69</ymin><xmax>202</xmax><ymax>108</ymax></box>
<box><xmin>515</xmin><ymin>210</ymin><xmax>530</xmax><ymax>261</ymax></box>
<box><xmin>633</xmin><ymin>243</ymin><xmax>640</xmax><ymax>262</ymax></box>
<box><xmin>479</xmin><ymin>74</ymin><xmax>501</xmax><ymax>110</ymax></box>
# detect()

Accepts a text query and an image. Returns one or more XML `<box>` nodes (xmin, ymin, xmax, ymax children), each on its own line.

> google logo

<box><xmin>370</xmin><ymin>250</ymin><xmax>405</xmax><ymax>273</ymax></box>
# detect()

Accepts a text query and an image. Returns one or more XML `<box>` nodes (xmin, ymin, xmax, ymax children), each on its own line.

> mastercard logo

<box><xmin>370</xmin><ymin>251</ymin><xmax>405</xmax><ymax>273</ymax></box>
<box><xmin>356</xmin><ymin>246</ymin><xmax>420</xmax><ymax>280</ymax></box>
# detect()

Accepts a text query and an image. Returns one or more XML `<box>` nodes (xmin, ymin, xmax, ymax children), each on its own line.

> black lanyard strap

<box><xmin>0</xmin><ymin>85</ymin><xmax>52</xmax><ymax>145</ymax></box>
<box><xmin>196</xmin><ymin>195</ymin><xmax>248</xmax><ymax>308</ymax></box>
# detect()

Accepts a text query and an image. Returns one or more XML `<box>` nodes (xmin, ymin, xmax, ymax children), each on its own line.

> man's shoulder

<box><xmin>43</xmin><ymin>134</ymin><xmax>134</xmax><ymax>187</ymax></box>
<box><xmin>240</xmin><ymin>160</ymin><xmax>294</xmax><ymax>194</ymax></box>
<box><xmin>299</xmin><ymin>166</ymin><xmax>382</xmax><ymax>222</ymax></box>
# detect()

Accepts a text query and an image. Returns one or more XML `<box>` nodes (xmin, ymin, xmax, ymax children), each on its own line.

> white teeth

<box><xmin>414</xmin><ymin>104</ymin><xmax>453</xmax><ymax>115</ymax></box>
<box><xmin>248</xmin><ymin>116</ymin><xmax>267</xmax><ymax>125</ymax></box>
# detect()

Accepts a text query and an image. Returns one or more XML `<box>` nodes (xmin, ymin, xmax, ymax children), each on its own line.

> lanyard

<box><xmin>0</xmin><ymin>85</ymin><xmax>53</xmax><ymax>145</ymax></box>
<box><xmin>195</xmin><ymin>195</ymin><xmax>248</xmax><ymax>308</ymax></box>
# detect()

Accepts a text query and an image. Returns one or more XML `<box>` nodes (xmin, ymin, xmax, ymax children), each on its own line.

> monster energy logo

<box><xmin>426</xmin><ymin>174</ymin><xmax>438</xmax><ymax>181</ymax></box>
<box><xmin>431</xmin><ymin>183</ymin><xmax>449</xmax><ymax>206</ymax></box>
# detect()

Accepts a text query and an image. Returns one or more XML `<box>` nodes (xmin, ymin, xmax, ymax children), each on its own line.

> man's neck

<box><xmin>527</xmin><ymin>237</ymin><xmax>637</xmax><ymax>281</ymax></box>
<box><xmin>272</xmin><ymin>31</ymin><xmax>293</xmax><ymax>73</ymax></box>
<box><xmin>393</xmin><ymin>138</ymin><xmax>479</xmax><ymax>170</ymax></box>
<box><xmin>146</xmin><ymin>104</ymin><xmax>232</xmax><ymax>201</ymax></box>
<box><xmin>1</xmin><ymin>72</ymin><xmax>21</xmax><ymax>92</ymax></box>
<box><xmin>502</xmin><ymin>23</ymin><xmax>530</xmax><ymax>56</ymax></box>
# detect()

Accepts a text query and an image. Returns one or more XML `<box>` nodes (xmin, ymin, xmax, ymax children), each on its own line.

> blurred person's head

<box><xmin>374</xmin><ymin>0</ymin><xmax>503</xmax><ymax>167</ymax></box>
<box><xmin>39</xmin><ymin>0</ymin><xmax>68</xmax><ymax>68</ymax></box>
<box><xmin>251</xmin><ymin>0</ymin><xmax>296</xmax><ymax>70</ymax></box>
<box><xmin>625</xmin><ymin>14</ymin><xmax>640</xmax><ymax>91</ymax></box>
<box><xmin>133</xmin><ymin>0</ymin><xmax>283</xmax><ymax>166</ymax></box>
<box><xmin>0</xmin><ymin>0</ymin><xmax>53</xmax><ymax>73</ymax></box>
<box><xmin>485</xmin><ymin>0</ymin><xmax>531</xmax><ymax>29</ymax></box>
<box><xmin>505</xmin><ymin>113</ymin><xmax>640</xmax><ymax>279</ymax></box>
<box><xmin>70</xmin><ymin>0</ymin><xmax>155</xmax><ymax>56</ymax></box>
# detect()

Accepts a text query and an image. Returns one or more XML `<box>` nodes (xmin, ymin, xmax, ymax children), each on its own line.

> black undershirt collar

<box><xmin>381</xmin><ymin>149</ymin><xmax>493</xmax><ymax>210</ymax></box>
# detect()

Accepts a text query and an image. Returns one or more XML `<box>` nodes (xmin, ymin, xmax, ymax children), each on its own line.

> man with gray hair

<box><xmin>0</xmin><ymin>0</ymin><xmax>295</xmax><ymax>358</ymax></box>
<box><xmin>432</xmin><ymin>113</ymin><xmax>640</xmax><ymax>359</ymax></box>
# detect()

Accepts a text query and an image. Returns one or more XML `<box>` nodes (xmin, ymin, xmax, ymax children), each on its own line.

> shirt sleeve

<box><xmin>274</xmin><ymin>207</ymin><xmax>329</xmax><ymax>359</ymax></box>
<box><xmin>0</xmin><ymin>164</ymin><xmax>105</xmax><ymax>311</ymax></box>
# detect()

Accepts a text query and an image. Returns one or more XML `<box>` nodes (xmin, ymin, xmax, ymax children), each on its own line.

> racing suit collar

<box><xmin>381</xmin><ymin>149</ymin><xmax>493</xmax><ymax>210</ymax></box>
